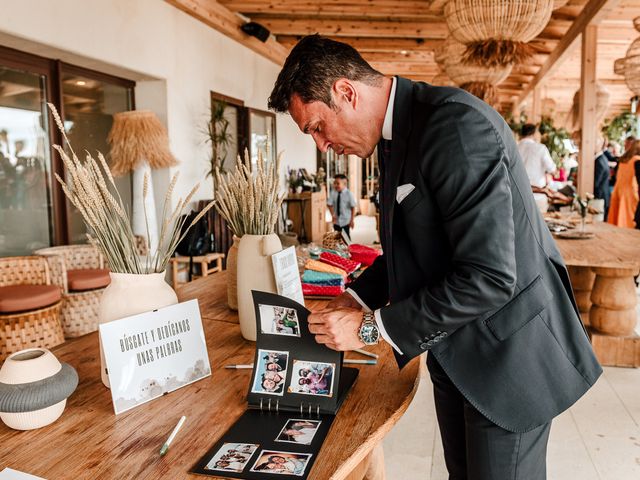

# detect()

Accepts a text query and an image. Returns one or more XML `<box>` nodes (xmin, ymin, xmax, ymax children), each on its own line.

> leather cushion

<box><xmin>0</xmin><ymin>285</ymin><xmax>62</xmax><ymax>313</ymax></box>
<box><xmin>67</xmin><ymin>269</ymin><xmax>110</xmax><ymax>292</ymax></box>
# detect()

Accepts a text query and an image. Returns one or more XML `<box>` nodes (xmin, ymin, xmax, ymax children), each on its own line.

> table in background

<box><xmin>0</xmin><ymin>272</ymin><xmax>421</xmax><ymax>479</ymax></box>
<box><xmin>554</xmin><ymin>221</ymin><xmax>640</xmax><ymax>367</ymax></box>
<box><xmin>169</xmin><ymin>252</ymin><xmax>225</xmax><ymax>286</ymax></box>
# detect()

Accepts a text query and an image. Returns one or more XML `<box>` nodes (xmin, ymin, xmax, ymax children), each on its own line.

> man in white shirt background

<box><xmin>518</xmin><ymin>123</ymin><xmax>557</xmax><ymax>189</ymax></box>
<box><xmin>327</xmin><ymin>174</ymin><xmax>357</xmax><ymax>239</ymax></box>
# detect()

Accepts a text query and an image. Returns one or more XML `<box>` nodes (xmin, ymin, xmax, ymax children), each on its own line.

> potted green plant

<box><xmin>205</xmin><ymin>100</ymin><xmax>232</xmax><ymax>200</ymax></box>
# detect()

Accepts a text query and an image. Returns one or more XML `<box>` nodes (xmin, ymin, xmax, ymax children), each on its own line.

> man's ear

<box><xmin>333</xmin><ymin>79</ymin><xmax>357</xmax><ymax>109</ymax></box>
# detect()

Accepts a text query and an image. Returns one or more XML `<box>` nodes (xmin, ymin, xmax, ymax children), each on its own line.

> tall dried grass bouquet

<box><xmin>214</xmin><ymin>149</ymin><xmax>284</xmax><ymax>236</ymax></box>
<box><xmin>48</xmin><ymin>103</ymin><xmax>214</xmax><ymax>274</ymax></box>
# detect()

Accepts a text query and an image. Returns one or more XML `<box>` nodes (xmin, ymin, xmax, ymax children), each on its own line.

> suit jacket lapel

<box><xmin>383</xmin><ymin>77</ymin><xmax>413</xmax><ymax>294</ymax></box>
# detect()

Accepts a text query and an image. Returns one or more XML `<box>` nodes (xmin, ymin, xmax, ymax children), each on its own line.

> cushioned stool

<box><xmin>0</xmin><ymin>256</ymin><xmax>64</xmax><ymax>362</ymax></box>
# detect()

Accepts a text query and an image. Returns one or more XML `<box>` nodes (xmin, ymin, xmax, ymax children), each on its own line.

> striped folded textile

<box><xmin>304</xmin><ymin>259</ymin><xmax>347</xmax><ymax>277</ymax></box>
<box><xmin>302</xmin><ymin>283</ymin><xmax>345</xmax><ymax>297</ymax></box>
<box><xmin>319</xmin><ymin>252</ymin><xmax>361</xmax><ymax>275</ymax></box>
<box><xmin>302</xmin><ymin>270</ymin><xmax>345</xmax><ymax>286</ymax></box>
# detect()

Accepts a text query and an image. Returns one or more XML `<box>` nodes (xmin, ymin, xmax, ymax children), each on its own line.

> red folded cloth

<box><xmin>319</xmin><ymin>252</ymin><xmax>361</xmax><ymax>275</ymax></box>
<box><xmin>348</xmin><ymin>244</ymin><xmax>382</xmax><ymax>267</ymax></box>
<box><xmin>302</xmin><ymin>283</ymin><xmax>345</xmax><ymax>297</ymax></box>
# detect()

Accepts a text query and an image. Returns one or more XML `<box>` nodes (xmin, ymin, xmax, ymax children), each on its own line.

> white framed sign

<box><xmin>271</xmin><ymin>246</ymin><xmax>305</xmax><ymax>306</ymax></box>
<box><xmin>99</xmin><ymin>299</ymin><xmax>211</xmax><ymax>414</ymax></box>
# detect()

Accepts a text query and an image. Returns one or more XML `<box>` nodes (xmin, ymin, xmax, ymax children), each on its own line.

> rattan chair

<box><xmin>0</xmin><ymin>256</ymin><xmax>64</xmax><ymax>361</ymax></box>
<box><xmin>35</xmin><ymin>245</ymin><xmax>110</xmax><ymax>338</ymax></box>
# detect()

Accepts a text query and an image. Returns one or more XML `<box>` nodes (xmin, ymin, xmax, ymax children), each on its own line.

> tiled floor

<box><xmin>382</xmin><ymin>286</ymin><xmax>640</xmax><ymax>480</ymax></box>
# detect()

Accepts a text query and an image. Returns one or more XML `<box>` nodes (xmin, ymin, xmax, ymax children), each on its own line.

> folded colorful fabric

<box><xmin>348</xmin><ymin>244</ymin><xmax>382</xmax><ymax>267</ymax></box>
<box><xmin>302</xmin><ymin>270</ymin><xmax>345</xmax><ymax>286</ymax></box>
<box><xmin>321</xmin><ymin>248</ymin><xmax>348</xmax><ymax>258</ymax></box>
<box><xmin>304</xmin><ymin>259</ymin><xmax>347</xmax><ymax>277</ymax></box>
<box><xmin>302</xmin><ymin>283</ymin><xmax>345</xmax><ymax>297</ymax></box>
<box><xmin>319</xmin><ymin>252</ymin><xmax>361</xmax><ymax>275</ymax></box>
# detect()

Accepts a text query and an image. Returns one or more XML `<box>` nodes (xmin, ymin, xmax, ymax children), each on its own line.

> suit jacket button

<box><xmin>419</xmin><ymin>342</ymin><xmax>429</xmax><ymax>350</ymax></box>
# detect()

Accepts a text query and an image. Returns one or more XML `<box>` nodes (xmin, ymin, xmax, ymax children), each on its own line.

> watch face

<box><xmin>361</xmin><ymin>323</ymin><xmax>379</xmax><ymax>344</ymax></box>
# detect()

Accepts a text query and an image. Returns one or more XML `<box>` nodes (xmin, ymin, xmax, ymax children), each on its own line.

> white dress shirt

<box><xmin>517</xmin><ymin>137</ymin><xmax>556</xmax><ymax>188</ymax></box>
<box><xmin>346</xmin><ymin>77</ymin><xmax>403</xmax><ymax>355</ymax></box>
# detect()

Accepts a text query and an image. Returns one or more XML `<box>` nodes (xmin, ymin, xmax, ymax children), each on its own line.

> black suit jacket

<box><xmin>594</xmin><ymin>153</ymin><xmax>611</xmax><ymax>214</ymax></box>
<box><xmin>349</xmin><ymin>77</ymin><xmax>602</xmax><ymax>433</ymax></box>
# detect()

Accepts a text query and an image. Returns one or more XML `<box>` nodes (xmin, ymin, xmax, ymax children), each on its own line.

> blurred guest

<box><xmin>594</xmin><ymin>138</ymin><xmax>611</xmax><ymax>219</ymax></box>
<box><xmin>608</xmin><ymin>138</ymin><xmax>640</xmax><ymax>228</ymax></box>
<box><xmin>518</xmin><ymin>123</ymin><xmax>556</xmax><ymax>188</ymax></box>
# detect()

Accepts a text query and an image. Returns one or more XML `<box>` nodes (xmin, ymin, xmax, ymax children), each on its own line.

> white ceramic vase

<box><xmin>98</xmin><ymin>271</ymin><xmax>178</xmax><ymax>388</ymax></box>
<box><xmin>236</xmin><ymin>234</ymin><xmax>282</xmax><ymax>341</ymax></box>
<box><xmin>0</xmin><ymin>349</ymin><xmax>72</xmax><ymax>430</ymax></box>
<box><xmin>226</xmin><ymin>236</ymin><xmax>240</xmax><ymax>312</ymax></box>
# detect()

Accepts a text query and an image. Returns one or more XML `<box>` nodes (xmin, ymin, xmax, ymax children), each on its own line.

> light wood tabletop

<box><xmin>0</xmin><ymin>272</ymin><xmax>422</xmax><ymax>479</ymax></box>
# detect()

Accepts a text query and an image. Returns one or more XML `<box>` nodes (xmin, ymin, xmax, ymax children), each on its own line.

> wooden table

<box><xmin>169</xmin><ymin>252</ymin><xmax>225</xmax><ymax>286</ymax></box>
<box><xmin>553</xmin><ymin>221</ymin><xmax>640</xmax><ymax>367</ymax></box>
<box><xmin>0</xmin><ymin>272</ymin><xmax>422</xmax><ymax>479</ymax></box>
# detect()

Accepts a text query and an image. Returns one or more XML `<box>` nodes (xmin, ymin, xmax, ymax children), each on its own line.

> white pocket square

<box><xmin>396</xmin><ymin>184</ymin><xmax>415</xmax><ymax>204</ymax></box>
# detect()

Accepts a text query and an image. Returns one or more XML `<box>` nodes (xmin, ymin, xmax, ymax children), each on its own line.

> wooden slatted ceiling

<box><xmin>175</xmin><ymin>0</ymin><xmax>637</xmax><ymax>122</ymax></box>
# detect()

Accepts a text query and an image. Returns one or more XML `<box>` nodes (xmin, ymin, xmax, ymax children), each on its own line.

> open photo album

<box><xmin>191</xmin><ymin>291</ymin><xmax>359</xmax><ymax>479</ymax></box>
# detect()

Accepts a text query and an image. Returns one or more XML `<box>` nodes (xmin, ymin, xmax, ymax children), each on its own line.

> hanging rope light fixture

<box><xmin>444</xmin><ymin>0</ymin><xmax>554</xmax><ymax>67</ymax></box>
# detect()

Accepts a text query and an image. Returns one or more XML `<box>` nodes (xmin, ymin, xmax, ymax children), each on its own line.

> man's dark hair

<box><xmin>333</xmin><ymin>174</ymin><xmax>348</xmax><ymax>181</ymax></box>
<box><xmin>521</xmin><ymin>123</ymin><xmax>537</xmax><ymax>138</ymax></box>
<box><xmin>268</xmin><ymin>34</ymin><xmax>383</xmax><ymax>113</ymax></box>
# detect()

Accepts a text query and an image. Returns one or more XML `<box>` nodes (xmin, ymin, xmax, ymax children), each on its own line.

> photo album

<box><xmin>191</xmin><ymin>291</ymin><xmax>359</xmax><ymax>479</ymax></box>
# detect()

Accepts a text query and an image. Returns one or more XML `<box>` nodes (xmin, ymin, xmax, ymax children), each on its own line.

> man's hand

<box><xmin>308</xmin><ymin>307</ymin><xmax>364</xmax><ymax>351</ymax></box>
<box><xmin>349</xmin><ymin>219</ymin><xmax>355</xmax><ymax>229</ymax></box>
<box><xmin>326</xmin><ymin>291</ymin><xmax>361</xmax><ymax>310</ymax></box>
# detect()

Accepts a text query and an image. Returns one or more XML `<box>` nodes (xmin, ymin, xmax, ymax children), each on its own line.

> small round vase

<box><xmin>98</xmin><ymin>271</ymin><xmax>178</xmax><ymax>388</ymax></box>
<box><xmin>226</xmin><ymin>236</ymin><xmax>240</xmax><ymax>312</ymax></box>
<box><xmin>236</xmin><ymin>234</ymin><xmax>282</xmax><ymax>341</ymax></box>
<box><xmin>0</xmin><ymin>348</ymin><xmax>78</xmax><ymax>430</ymax></box>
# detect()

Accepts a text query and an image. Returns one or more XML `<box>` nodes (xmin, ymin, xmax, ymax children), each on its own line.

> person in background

<box><xmin>327</xmin><ymin>173</ymin><xmax>357</xmax><ymax>239</ymax></box>
<box><xmin>594</xmin><ymin>137</ymin><xmax>612</xmax><ymax>219</ymax></box>
<box><xmin>518</xmin><ymin>123</ymin><xmax>556</xmax><ymax>188</ymax></box>
<box><xmin>608</xmin><ymin>137</ymin><xmax>640</xmax><ymax>228</ymax></box>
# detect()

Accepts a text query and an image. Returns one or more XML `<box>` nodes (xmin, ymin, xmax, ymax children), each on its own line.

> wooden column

<box><xmin>531</xmin><ymin>87</ymin><xmax>542</xmax><ymax>124</ymax></box>
<box><xmin>577</xmin><ymin>25</ymin><xmax>598</xmax><ymax>196</ymax></box>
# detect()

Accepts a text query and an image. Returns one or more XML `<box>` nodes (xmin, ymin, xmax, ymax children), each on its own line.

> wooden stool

<box><xmin>169</xmin><ymin>253</ymin><xmax>225</xmax><ymax>286</ymax></box>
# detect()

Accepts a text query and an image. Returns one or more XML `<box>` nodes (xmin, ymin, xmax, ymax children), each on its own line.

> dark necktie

<box><xmin>336</xmin><ymin>191</ymin><xmax>341</xmax><ymax>218</ymax></box>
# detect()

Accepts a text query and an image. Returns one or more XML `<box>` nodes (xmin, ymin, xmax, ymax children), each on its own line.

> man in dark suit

<box><xmin>268</xmin><ymin>35</ymin><xmax>602</xmax><ymax>479</ymax></box>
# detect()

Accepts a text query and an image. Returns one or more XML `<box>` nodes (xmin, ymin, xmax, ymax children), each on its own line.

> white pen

<box><xmin>225</xmin><ymin>364</ymin><xmax>254</xmax><ymax>369</ymax></box>
<box><xmin>353</xmin><ymin>348</ymin><xmax>379</xmax><ymax>359</ymax></box>
<box><xmin>344</xmin><ymin>359</ymin><xmax>377</xmax><ymax>365</ymax></box>
<box><xmin>159</xmin><ymin>415</ymin><xmax>186</xmax><ymax>456</ymax></box>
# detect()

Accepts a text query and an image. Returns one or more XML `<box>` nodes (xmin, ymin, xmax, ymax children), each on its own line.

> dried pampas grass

<box><xmin>49</xmin><ymin>103</ymin><xmax>213</xmax><ymax>274</ymax></box>
<box><xmin>108</xmin><ymin>110</ymin><xmax>178</xmax><ymax>176</ymax></box>
<box><xmin>460</xmin><ymin>82</ymin><xmax>499</xmax><ymax>108</ymax></box>
<box><xmin>214</xmin><ymin>149</ymin><xmax>284</xmax><ymax>237</ymax></box>
<box><xmin>463</xmin><ymin>40</ymin><xmax>536</xmax><ymax>68</ymax></box>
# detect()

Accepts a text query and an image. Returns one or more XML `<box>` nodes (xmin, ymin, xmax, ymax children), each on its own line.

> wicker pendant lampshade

<box><xmin>444</xmin><ymin>0</ymin><xmax>554</xmax><ymax>67</ymax></box>
<box><xmin>541</xmin><ymin>97</ymin><xmax>557</xmax><ymax>117</ymax></box>
<box><xmin>431</xmin><ymin>71</ymin><xmax>457</xmax><ymax>87</ymax></box>
<box><xmin>569</xmin><ymin>83</ymin><xmax>611</xmax><ymax>130</ymax></box>
<box><xmin>553</xmin><ymin>0</ymin><xmax>569</xmax><ymax>10</ymax></box>
<box><xmin>436</xmin><ymin>37</ymin><xmax>513</xmax><ymax>106</ymax></box>
<box><xmin>613</xmin><ymin>17</ymin><xmax>640</xmax><ymax>95</ymax></box>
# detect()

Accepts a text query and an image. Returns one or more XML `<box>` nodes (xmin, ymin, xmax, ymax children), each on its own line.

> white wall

<box><xmin>0</xmin><ymin>0</ymin><xmax>317</xmax><ymax>206</ymax></box>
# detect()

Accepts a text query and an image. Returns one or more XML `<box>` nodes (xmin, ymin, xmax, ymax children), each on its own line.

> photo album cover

<box><xmin>191</xmin><ymin>291</ymin><xmax>359</xmax><ymax>479</ymax></box>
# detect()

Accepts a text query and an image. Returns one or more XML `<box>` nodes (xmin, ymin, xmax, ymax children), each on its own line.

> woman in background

<box><xmin>608</xmin><ymin>138</ymin><xmax>640</xmax><ymax>228</ymax></box>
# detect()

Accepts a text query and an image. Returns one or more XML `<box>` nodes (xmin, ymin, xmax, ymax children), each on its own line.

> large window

<box><xmin>0</xmin><ymin>46</ymin><xmax>135</xmax><ymax>256</ymax></box>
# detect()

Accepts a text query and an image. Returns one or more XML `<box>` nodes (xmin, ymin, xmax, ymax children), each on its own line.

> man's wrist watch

<box><xmin>358</xmin><ymin>311</ymin><xmax>380</xmax><ymax>346</ymax></box>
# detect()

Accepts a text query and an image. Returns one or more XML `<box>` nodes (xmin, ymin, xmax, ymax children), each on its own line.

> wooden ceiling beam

<box><xmin>165</xmin><ymin>0</ymin><xmax>288</xmax><ymax>65</ymax></box>
<box><xmin>250</xmin><ymin>17</ymin><xmax>449</xmax><ymax>38</ymax></box>
<box><xmin>361</xmin><ymin>51</ymin><xmax>434</xmax><ymax>63</ymax></box>
<box><xmin>277</xmin><ymin>35</ymin><xmax>444</xmax><ymax>52</ymax></box>
<box><xmin>517</xmin><ymin>0</ymin><xmax>623</xmax><ymax>106</ymax></box>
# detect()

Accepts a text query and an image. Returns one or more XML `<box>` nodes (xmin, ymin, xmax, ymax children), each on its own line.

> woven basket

<box><xmin>0</xmin><ymin>302</ymin><xmax>64</xmax><ymax>362</ymax></box>
<box><xmin>619</xmin><ymin>29</ymin><xmax>640</xmax><ymax>94</ymax></box>
<box><xmin>444</xmin><ymin>0</ymin><xmax>554</xmax><ymax>66</ymax></box>
<box><xmin>322</xmin><ymin>231</ymin><xmax>347</xmax><ymax>251</ymax></box>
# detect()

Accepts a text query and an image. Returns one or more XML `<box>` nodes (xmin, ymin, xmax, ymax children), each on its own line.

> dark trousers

<box><xmin>427</xmin><ymin>354</ymin><xmax>551</xmax><ymax>480</ymax></box>
<box><xmin>333</xmin><ymin>224</ymin><xmax>350</xmax><ymax>239</ymax></box>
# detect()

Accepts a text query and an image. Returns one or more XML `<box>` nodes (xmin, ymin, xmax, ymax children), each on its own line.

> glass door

<box><xmin>0</xmin><ymin>65</ymin><xmax>53</xmax><ymax>256</ymax></box>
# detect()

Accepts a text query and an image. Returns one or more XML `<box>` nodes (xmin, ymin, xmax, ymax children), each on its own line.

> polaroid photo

<box><xmin>287</xmin><ymin>360</ymin><xmax>335</xmax><ymax>397</ymax></box>
<box><xmin>275</xmin><ymin>419</ymin><xmax>322</xmax><ymax>446</ymax></box>
<box><xmin>259</xmin><ymin>304</ymin><xmax>301</xmax><ymax>337</ymax></box>
<box><xmin>251</xmin><ymin>349</ymin><xmax>289</xmax><ymax>396</ymax></box>
<box><xmin>250</xmin><ymin>450</ymin><xmax>312</xmax><ymax>476</ymax></box>
<box><xmin>204</xmin><ymin>442</ymin><xmax>259</xmax><ymax>473</ymax></box>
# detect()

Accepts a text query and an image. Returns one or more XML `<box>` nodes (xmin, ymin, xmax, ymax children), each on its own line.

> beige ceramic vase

<box><xmin>236</xmin><ymin>234</ymin><xmax>282</xmax><ymax>341</ymax></box>
<box><xmin>0</xmin><ymin>348</ymin><xmax>76</xmax><ymax>430</ymax></box>
<box><xmin>98</xmin><ymin>271</ymin><xmax>178</xmax><ymax>388</ymax></box>
<box><xmin>226</xmin><ymin>236</ymin><xmax>240</xmax><ymax>313</ymax></box>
